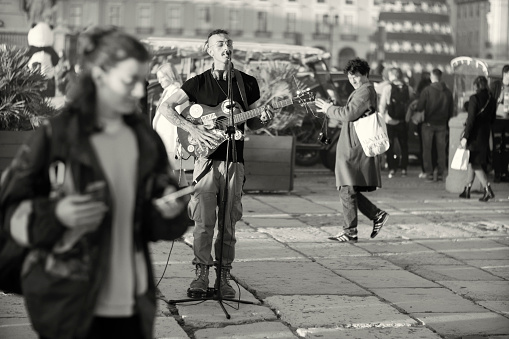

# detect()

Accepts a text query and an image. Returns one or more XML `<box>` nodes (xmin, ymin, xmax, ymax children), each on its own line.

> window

<box><xmin>317</xmin><ymin>0</ymin><xmax>325</xmax><ymax>3</ymax></box>
<box><xmin>286</xmin><ymin>12</ymin><xmax>296</xmax><ymax>32</ymax></box>
<box><xmin>137</xmin><ymin>4</ymin><xmax>153</xmax><ymax>29</ymax></box>
<box><xmin>346</xmin><ymin>0</ymin><xmax>354</xmax><ymax>4</ymax></box>
<box><xmin>229</xmin><ymin>9</ymin><xmax>241</xmax><ymax>31</ymax></box>
<box><xmin>198</xmin><ymin>7</ymin><xmax>211</xmax><ymax>30</ymax></box>
<box><xmin>343</xmin><ymin>15</ymin><xmax>354</xmax><ymax>33</ymax></box>
<box><xmin>315</xmin><ymin>14</ymin><xmax>328</xmax><ymax>34</ymax></box>
<box><xmin>257</xmin><ymin>11</ymin><xmax>267</xmax><ymax>32</ymax></box>
<box><xmin>69</xmin><ymin>4</ymin><xmax>82</xmax><ymax>28</ymax></box>
<box><xmin>166</xmin><ymin>6</ymin><xmax>181</xmax><ymax>30</ymax></box>
<box><xmin>108</xmin><ymin>5</ymin><xmax>122</xmax><ymax>26</ymax></box>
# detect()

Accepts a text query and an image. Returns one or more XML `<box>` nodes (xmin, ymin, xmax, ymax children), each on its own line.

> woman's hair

<box><xmin>156</xmin><ymin>63</ymin><xmax>182</xmax><ymax>87</ymax></box>
<box><xmin>66</xmin><ymin>26</ymin><xmax>151</xmax><ymax>134</ymax></box>
<box><xmin>416</xmin><ymin>75</ymin><xmax>432</xmax><ymax>95</ymax></box>
<box><xmin>344</xmin><ymin>58</ymin><xmax>370</xmax><ymax>76</ymax></box>
<box><xmin>473</xmin><ymin>75</ymin><xmax>488</xmax><ymax>93</ymax></box>
<box><xmin>388</xmin><ymin>67</ymin><xmax>404</xmax><ymax>81</ymax></box>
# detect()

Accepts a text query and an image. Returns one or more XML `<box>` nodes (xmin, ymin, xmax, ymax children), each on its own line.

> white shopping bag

<box><xmin>353</xmin><ymin>112</ymin><xmax>390</xmax><ymax>157</ymax></box>
<box><xmin>450</xmin><ymin>147</ymin><xmax>469</xmax><ymax>171</ymax></box>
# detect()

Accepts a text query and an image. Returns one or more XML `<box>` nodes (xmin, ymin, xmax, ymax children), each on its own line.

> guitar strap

<box><xmin>192</xmin><ymin>160</ymin><xmax>214</xmax><ymax>186</ymax></box>
<box><xmin>234</xmin><ymin>69</ymin><xmax>249</xmax><ymax>111</ymax></box>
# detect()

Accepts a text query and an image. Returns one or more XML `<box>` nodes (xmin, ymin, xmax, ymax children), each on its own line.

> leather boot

<box><xmin>459</xmin><ymin>186</ymin><xmax>471</xmax><ymax>199</ymax></box>
<box><xmin>214</xmin><ymin>267</ymin><xmax>235</xmax><ymax>298</ymax></box>
<box><xmin>479</xmin><ymin>184</ymin><xmax>495</xmax><ymax>202</ymax></box>
<box><xmin>188</xmin><ymin>264</ymin><xmax>209</xmax><ymax>296</ymax></box>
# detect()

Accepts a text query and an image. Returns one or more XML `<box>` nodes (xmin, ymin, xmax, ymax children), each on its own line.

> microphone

<box><xmin>225</xmin><ymin>50</ymin><xmax>232</xmax><ymax>58</ymax></box>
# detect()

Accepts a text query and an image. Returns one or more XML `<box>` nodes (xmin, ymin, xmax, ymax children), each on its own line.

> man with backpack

<box><xmin>379</xmin><ymin>67</ymin><xmax>414</xmax><ymax>178</ymax></box>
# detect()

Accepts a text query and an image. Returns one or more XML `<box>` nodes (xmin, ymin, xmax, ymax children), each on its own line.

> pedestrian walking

<box><xmin>0</xmin><ymin>26</ymin><xmax>190</xmax><ymax>339</ymax></box>
<box><xmin>459</xmin><ymin>76</ymin><xmax>497</xmax><ymax>201</ymax></box>
<box><xmin>379</xmin><ymin>67</ymin><xmax>414</xmax><ymax>178</ymax></box>
<box><xmin>490</xmin><ymin>64</ymin><xmax>509</xmax><ymax>182</ymax></box>
<box><xmin>158</xmin><ymin>29</ymin><xmax>273</xmax><ymax>298</ymax></box>
<box><xmin>315</xmin><ymin>57</ymin><xmax>389</xmax><ymax>242</ymax></box>
<box><xmin>416</xmin><ymin>68</ymin><xmax>453</xmax><ymax>182</ymax></box>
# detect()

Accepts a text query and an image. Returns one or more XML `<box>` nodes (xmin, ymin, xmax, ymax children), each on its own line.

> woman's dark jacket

<box><xmin>0</xmin><ymin>109</ymin><xmax>191</xmax><ymax>339</ymax></box>
<box><xmin>463</xmin><ymin>88</ymin><xmax>496</xmax><ymax>164</ymax></box>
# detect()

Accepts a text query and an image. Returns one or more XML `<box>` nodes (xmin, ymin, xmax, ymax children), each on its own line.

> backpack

<box><xmin>388</xmin><ymin>84</ymin><xmax>410</xmax><ymax>120</ymax></box>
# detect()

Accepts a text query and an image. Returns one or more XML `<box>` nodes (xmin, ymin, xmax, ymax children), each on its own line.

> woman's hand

<box><xmin>460</xmin><ymin>137</ymin><xmax>467</xmax><ymax>149</ymax></box>
<box><xmin>55</xmin><ymin>194</ymin><xmax>109</xmax><ymax>230</ymax></box>
<box><xmin>153</xmin><ymin>186</ymin><xmax>186</xmax><ymax>219</ymax></box>
<box><xmin>314</xmin><ymin>98</ymin><xmax>333</xmax><ymax>115</ymax></box>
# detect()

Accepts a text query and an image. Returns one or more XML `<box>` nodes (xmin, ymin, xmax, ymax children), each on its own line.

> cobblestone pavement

<box><xmin>1</xmin><ymin>166</ymin><xmax>508</xmax><ymax>338</ymax></box>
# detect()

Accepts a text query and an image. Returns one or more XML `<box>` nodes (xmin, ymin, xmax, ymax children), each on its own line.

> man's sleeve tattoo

<box><xmin>161</xmin><ymin>102</ymin><xmax>192</xmax><ymax>131</ymax></box>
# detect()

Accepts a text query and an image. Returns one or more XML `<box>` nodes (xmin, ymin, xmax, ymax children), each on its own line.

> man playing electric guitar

<box><xmin>159</xmin><ymin>29</ymin><xmax>273</xmax><ymax>299</ymax></box>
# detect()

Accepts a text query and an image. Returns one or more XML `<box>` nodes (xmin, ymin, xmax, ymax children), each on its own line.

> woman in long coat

<box><xmin>459</xmin><ymin>75</ymin><xmax>497</xmax><ymax>201</ymax></box>
<box><xmin>315</xmin><ymin>58</ymin><xmax>389</xmax><ymax>242</ymax></box>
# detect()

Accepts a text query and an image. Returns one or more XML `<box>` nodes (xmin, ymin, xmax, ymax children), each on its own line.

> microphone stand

<box><xmin>168</xmin><ymin>53</ymin><xmax>255</xmax><ymax>319</ymax></box>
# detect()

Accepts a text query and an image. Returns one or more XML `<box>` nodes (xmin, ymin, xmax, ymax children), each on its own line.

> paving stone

<box><xmin>234</xmin><ymin>261</ymin><xmax>370</xmax><ymax>299</ymax></box>
<box><xmin>439</xmin><ymin>281</ymin><xmax>509</xmax><ymax>301</ymax></box>
<box><xmin>337</xmin><ymin>270</ymin><xmax>439</xmax><ymax>288</ymax></box>
<box><xmin>248</xmin><ymin>196</ymin><xmax>334</xmax><ymax>215</ymax></box>
<box><xmin>356</xmin><ymin>241</ymin><xmax>439</xmax><ymax>254</ymax></box>
<box><xmin>412</xmin><ymin>312</ymin><xmax>509</xmax><ymax>337</ymax></box>
<box><xmin>418</xmin><ymin>238</ymin><xmax>504</xmax><ymax>251</ymax></box>
<box><xmin>0</xmin><ymin>293</ymin><xmax>28</xmax><ymax>318</ymax></box>
<box><xmin>318</xmin><ymin>257</ymin><xmax>403</xmax><ymax>271</ymax></box>
<box><xmin>265</xmin><ymin>295</ymin><xmax>417</xmax><ymax>329</ymax></box>
<box><xmin>194</xmin><ymin>322</ymin><xmax>298</xmax><ymax>339</ymax></box>
<box><xmin>407</xmin><ymin>264</ymin><xmax>503</xmax><ymax>281</ymax></box>
<box><xmin>299</xmin><ymin>326</ymin><xmax>442</xmax><ymax>339</ymax></box>
<box><xmin>258</xmin><ymin>227</ymin><xmax>333</xmax><ymax>243</ymax></box>
<box><xmin>372</xmin><ymin>288</ymin><xmax>486</xmax><ymax>313</ymax></box>
<box><xmin>386</xmin><ymin>222</ymin><xmax>474</xmax><ymax>239</ymax></box>
<box><xmin>234</xmin><ymin>238</ymin><xmax>307</xmax><ymax>262</ymax></box>
<box><xmin>158</xmin><ymin>279</ymin><xmax>276</xmax><ymax>328</ymax></box>
<box><xmin>241</xmin><ymin>217</ymin><xmax>309</xmax><ymax>228</ymax></box>
<box><xmin>478</xmin><ymin>301</ymin><xmax>509</xmax><ymax>315</ymax></box>
<box><xmin>297</xmin><ymin>214</ymin><xmax>342</xmax><ymax>228</ymax></box>
<box><xmin>0</xmin><ymin>318</ymin><xmax>37</xmax><ymax>339</ymax></box>
<box><xmin>154</xmin><ymin>316</ymin><xmax>190</xmax><ymax>338</ymax></box>
<box><xmin>287</xmin><ymin>242</ymin><xmax>372</xmax><ymax>259</ymax></box>
<box><xmin>381</xmin><ymin>252</ymin><xmax>464</xmax><ymax>266</ymax></box>
<box><xmin>417</xmin><ymin>239</ymin><xmax>509</xmax><ymax>260</ymax></box>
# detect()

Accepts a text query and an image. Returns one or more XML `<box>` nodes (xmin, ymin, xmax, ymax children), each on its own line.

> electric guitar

<box><xmin>177</xmin><ymin>91</ymin><xmax>315</xmax><ymax>158</ymax></box>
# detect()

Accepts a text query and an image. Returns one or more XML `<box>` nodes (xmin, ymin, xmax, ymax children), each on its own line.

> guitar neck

<box><xmin>233</xmin><ymin>98</ymin><xmax>294</xmax><ymax>124</ymax></box>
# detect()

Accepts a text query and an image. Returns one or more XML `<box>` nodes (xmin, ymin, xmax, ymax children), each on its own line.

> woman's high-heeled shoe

<box><xmin>479</xmin><ymin>184</ymin><xmax>495</xmax><ymax>202</ymax></box>
<box><xmin>459</xmin><ymin>186</ymin><xmax>471</xmax><ymax>199</ymax></box>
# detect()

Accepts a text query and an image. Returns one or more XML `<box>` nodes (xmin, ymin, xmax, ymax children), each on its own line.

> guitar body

<box><xmin>177</xmin><ymin>100</ymin><xmax>245</xmax><ymax>158</ymax></box>
<box><xmin>176</xmin><ymin>92</ymin><xmax>315</xmax><ymax>158</ymax></box>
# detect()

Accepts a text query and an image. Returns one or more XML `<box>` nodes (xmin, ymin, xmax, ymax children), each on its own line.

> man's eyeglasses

<box><xmin>211</xmin><ymin>40</ymin><xmax>233</xmax><ymax>48</ymax></box>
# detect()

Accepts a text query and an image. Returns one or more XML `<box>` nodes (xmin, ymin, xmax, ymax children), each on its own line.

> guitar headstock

<box><xmin>294</xmin><ymin>90</ymin><xmax>315</xmax><ymax>105</ymax></box>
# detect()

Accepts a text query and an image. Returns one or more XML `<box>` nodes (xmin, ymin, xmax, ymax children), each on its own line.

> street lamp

<box><xmin>323</xmin><ymin>14</ymin><xmax>339</xmax><ymax>68</ymax></box>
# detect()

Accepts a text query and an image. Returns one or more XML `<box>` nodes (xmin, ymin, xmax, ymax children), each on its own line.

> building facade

<box><xmin>0</xmin><ymin>0</ymin><xmax>383</xmax><ymax>69</ymax></box>
<box><xmin>449</xmin><ymin>0</ymin><xmax>509</xmax><ymax>60</ymax></box>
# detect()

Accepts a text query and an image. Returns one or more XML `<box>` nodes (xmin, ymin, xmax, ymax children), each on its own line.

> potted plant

<box><xmin>0</xmin><ymin>44</ymin><xmax>59</xmax><ymax>171</ymax></box>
